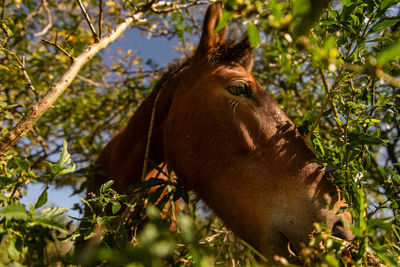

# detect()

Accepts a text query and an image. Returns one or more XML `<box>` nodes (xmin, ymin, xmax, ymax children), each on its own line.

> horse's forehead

<box><xmin>173</xmin><ymin>63</ymin><xmax>257</xmax><ymax>95</ymax></box>
<box><xmin>209</xmin><ymin>64</ymin><xmax>254</xmax><ymax>82</ymax></box>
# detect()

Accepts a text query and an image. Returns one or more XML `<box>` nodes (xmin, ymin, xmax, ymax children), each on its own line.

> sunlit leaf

<box><xmin>293</xmin><ymin>0</ymin><xmax>330</xmax><ymax>36</ymax></box>
<box><xmin>35</xmin><ymin>218</ymin><xmax>68</xmax><ymax>233</ymax></box>
<box><xmin>40</xmin><ymin>206</ymin><xmax>68</xmax><ymax>219</ymax></box>
<box><xmin>46</xmin><ymin>140</ymin><xmax>76</xmax><ymax>175</ymax></box>
<box><xmin>348</xmin><ymin>133</ymin><xmax>386</xmax><ymax>145</ymax></box>
<box><xmin>0</xmin><ymin>204</ymin><xmax>28</xmax><ymax>221</ymax></box>
<box><xmin>100</xmin><ymin>180</ymin><xmax>114</xmax><ymax>194</ymax></box>
<box><xmin>246</xmin><ymin>22</ymin><xmax>260</xmax><ymax>48</ymax></box>
<box><xmin>371</xmin><ymin>17</ymin><xmax>400</xmax><ymax>33</ymax></box>
<box><xmin>8</xmin><ymin>236</ymin><xmax>20</xmax><ymax>260</ymax></box>
<box><xmin>34</xmin><ymin>185</ymin><xmax>48</xmax><ymax>209</ymax></box>
<box><xmin>377</xmin><ymin>39</ymin><xmax>400</xmax><ymax>64</ymax></box>
<box><xmin>215</xmin><ymin>10</ymin><xmax>232</xmax><ymax>33</ymax></box>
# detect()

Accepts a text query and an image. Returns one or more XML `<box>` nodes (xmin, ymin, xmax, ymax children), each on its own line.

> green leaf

<box><xmin>371</xmin><ymin>17</ymin><xmax>400</xmax><ymax>33</ymax></box>
<box><xmin>1</xmin><ymin>22</ymin><xmax>12</xmax><ymax>37</ymax></box>
<box><xmin>14</xmin><ymin>157</ymin><xmax>30</xmax><ymax>171</ymax></box>
<box><xmin>293</xmin><ymin>0</ymin><xmax>330</xmax><ymax>35</ymax></box>
<box><xmin>333</xmin><ymin>116</ymin><xmax>344</xmax><ymax>126</ymax></box>
<box><xmin>46</xmin><ymin>140</ymin><xmax>76</xmax><ymax>175</ymax></box>
<box><xmin>255</xmin><ymin>1</ymin><xmax>263</xmax><ymax>13</ymax></box>
<box><xmin>378</xmin><ymin>0</ymin><xmax>399</xmax><ymax>16</ymax></box>
<box><xmin>34</xmin><ymin>185</ymin><xmax>48</xmax><ymax>209</ymax></box>
<box><xmin>246</xmin><ymin>22</ymin><xmax>260</xmax><ymax>48</ymax></box>
<box><xmin>377</xmin><ymin>39</ymin><xmax>400</xmax><ymax>65</ymax></box>
<box><xmin>8</xmin><ymin>236</ymin><xmax>20</xmax><ymax>260</ymax></box>
<box><xmin>351</xmin><ymin>187</ymin><xmax>367</xmax><ymax>230</ymax></box>
<box><xmin>350</xmin><ymin>14</ymin><xmax>359</xmax><ymax>26</ymax></box>
<box><xmin>0</xmin><ymin>63</ymin><xmax>16</xmax><ymax>73</ymax></box>
<box><xmin>363</xmin><ymin>118</ymin><xmax>380</xmax><ymax>124</ymax></box>
<box><xmin>178</xmin><ymin>214</ymin><xmax>195</xmax><ymax>243</ymax></box>
<box><xmin>0</xmin><ymin>204</ymin><xmax>28</xmax><ymax>220</ymax></box>
<box><xmin>111</xmin><ymin>201</ymin><xmax>121</xmax><ymax>214</ymax></box>
<box><xmin>323</xmin><ymin>254</ymin><xmax>339</xmax><ymax>267</ymax></box>
<box><xmin>57</xmin><ymin>140</ymin><xmax>76</xmax><ymax>174</ymax></box>
<box><xmin>215</xmin><ymin>10</ymin><xmax>233</xmax><ymax>33</ymax></box>
<box><xmin>146</xmin><ymin>205</ymin><xmax>161</xmax><ymax>220</ymax></box>
<box><xmin>269</xmin><ymin>0</ymin><xmax>283</xmax><ymax>22</ymax></box>
<box><xmin>367</xmin><ymin>218</ymin><xmax>392</xmax><ymax>230</ymax></box>
<box><xmin>293</xmin><ymin>0</ymin><xmax>311</xmax><ymax>16</ymax></box>
<box><xmin>370</xmin><ymin>243</ymin><xmax>397</xmax><ymax>266</ymax></box>
<box><xmin>80</xmin><ymin>197</ymin><xmax>94</xmax><ymax>215</ymax></box>
<box><xmin>311</xmin><ymin>134</ymin><xmax>325</xmax><ymax>157</ymax></box>
<box><xmin>100</xmin><ymin>180</ymin><xmax>114</xmax><ymax>194</ymax></box>
<box><xmin>35</xmin><ymin>218</ymin><xmax>68</xmax><ymax>233</ymax></box>
<box><xmin>127</xmin><ymin>178</ymin><xmax>169</xmax><ymax>192</ymax></box>
<box><xmin>342</xmin><ymin>0</ymin><xmax>351</xmax><ymax>7</ymax></box>
<box><xmin>58</xmin><ymin>232</ymin><xmax>81</xmax><ymax>242</ymax></box>
<box><xmin>40</xmin><ymin>206</ymin><xmax>68</xmax><ymax>219</ymax></box>
<box><xmin>348</xmin><ymin>133</ymin><xmax>386</xmax><ymax>145</ymax></box>
<box><xmin>0</xmin><ymin>193</ymin><xmax>7</xmax><ymax>203</ymax></box>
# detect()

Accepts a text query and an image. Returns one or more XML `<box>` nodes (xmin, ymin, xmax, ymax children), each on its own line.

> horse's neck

<box><xmin>91</xmin><ymin>85</ymin><xmax>172</xmax><ymax>193</ymax></box>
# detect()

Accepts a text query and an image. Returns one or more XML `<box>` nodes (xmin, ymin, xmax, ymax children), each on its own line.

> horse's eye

<box><xmin>226</xmin><ymin>81</ymin><xmax>252</xmax><ymax>98</ymax></box>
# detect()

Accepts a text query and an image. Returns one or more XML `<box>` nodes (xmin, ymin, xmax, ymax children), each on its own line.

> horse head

<box><xmin>90</xmin><ymin>2</ymin><xmax>353</xmax><ymax>262</ymax></box>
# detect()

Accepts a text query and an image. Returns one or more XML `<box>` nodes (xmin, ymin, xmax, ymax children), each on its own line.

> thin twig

<box><xmin>376</xmin><ymin>68</ymin><xmax>400</xmax><ymax>88</ymax></box>
<box><xmin>1</xmin><ymin>36</ymin><xmax>8</xmax><ymax>48</ymax></box>
<box><xmin>77</xmin><ymin>74</ymin><xmax>108</xmax><ymax>88</ymax></box>
<box><xmin>98</xmin><ymin>0</ymin><xmax>103</xmax><ymax>39</ymax></box>
<box><xmin>41</xmin><ymin>38</ymin><xmax>75</xmax><ymax>62</ymax></box>
<box><xmin>20</xmin><ymin>56</ymin><xmax>40</xmax><ymax>102</ymax></box>
<box><xmin>144</xmin><ymin>0</ymin><xmax>157</xmax><ymax>11</ymax></box>
<box><xmin>34</xmin><ymin>0</ymin><xmax>53</xmax><ymax>37</ymax></box>
<box><xmin>304</xmin><ymin>90</ymin><xmax>332</xmax><ymax>142</ymax></box>
<box><xmin>76</xmin><ymin>0</ymin><xmax>100</xmax><ymax>42</ymax></box>
<box><xmin>304</xmin><ymin>68</ymin><xmax>340</xmax><ymax>143</ymax></box>
<box><xmin>319</xmin><ymin>67</ymin><xmax>330</xmax><ymax>96</ymax></box>
<box><xmin>341</xmin><ymin>62</ymin><xmax>400</xmax><ymax>89</ymax></box>
<box><xmin>150</xmin><ymin>0</ymin><xmax>208</xmax><ymax>13</ymax></box>
<box><xmin>318</xmin><ymin>67</ymin><xmax>342</xmax><ymax>132</ymax></box>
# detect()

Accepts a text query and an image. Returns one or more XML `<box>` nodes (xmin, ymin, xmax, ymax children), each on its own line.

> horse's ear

<box><xmin>229</xmin><ymin>36</ymin><xmax>254</xmax><ymax>72</ymax></box>
<box><xmin>195</xmin><ymin>1</ymin><xmax>226</xmax><ymax>61</ymax></box>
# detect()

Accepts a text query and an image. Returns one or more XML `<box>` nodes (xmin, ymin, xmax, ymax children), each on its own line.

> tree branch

<box><xmin>0</xmin><ymin>14</ymin><xmax>144</xmax><ymax>156</ymax></box>
<box><xmin>76</xmin><ymin>0</ymin><xmax>100</xmax><ymax>42</ymax></box>
<box><xmin>41</xmin><ymin>38</ymin><xmax>75</xmax><ymax>62</ymax></box>
<box><xmin>342</xmin><ymin>62</ymin><xmax>400</xmax><ymax>88</ymax></box>
<box><xmin>33</xmin><ymin>0</ymin><xmax>53</xmax><ymax>37</ymax></box>
<box><xmin>150</xmin><ymin>0</ymin><xmax>208</xmax><ymax>13</ymax></box>
<box><xmin>20</xmin><ymin>56</ymin><xmax>40</xmax><ymax>102</ymax></box>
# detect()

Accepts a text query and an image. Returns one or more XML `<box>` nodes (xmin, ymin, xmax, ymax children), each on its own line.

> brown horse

<box><xmin>88</xmin><ymin>2</ymin><xmax>353</xmax><ymax>262</ymax></box>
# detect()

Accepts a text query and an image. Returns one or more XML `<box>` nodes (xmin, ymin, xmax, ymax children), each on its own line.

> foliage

<box><xmin>0</xmin><ymin>0</ymin><xmax>399</xmax><ymax>266</ymax></box>
<box><xmin>0</xmin><ymin>140</ymin><xmax>73</xmax><ymax>265</ymax></box>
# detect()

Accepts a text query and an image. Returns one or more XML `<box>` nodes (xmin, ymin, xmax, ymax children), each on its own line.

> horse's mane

<box><xmin>209</xmin><ymin>39</ymin><xmax>253</xmax><ymax>67</ymax></box>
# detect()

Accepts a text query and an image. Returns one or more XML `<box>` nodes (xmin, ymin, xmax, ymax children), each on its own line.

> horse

<box><xmin>87</xmin><ymin>2</ymin><xmax>353</xmax><ymax>262</ymax></box>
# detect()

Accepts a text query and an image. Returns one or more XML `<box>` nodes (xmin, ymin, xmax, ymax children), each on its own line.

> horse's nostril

<box><xmin>333</xmin><ymin>221</ymin><xmax>343</xmax><ymax>229</ymax></box>
<box><xmin>332</xmin><ymin>220</ymin><xmax>350</xmax><ymax>240</ymax></box>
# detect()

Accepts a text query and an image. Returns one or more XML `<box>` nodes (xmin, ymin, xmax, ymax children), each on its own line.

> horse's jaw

<box><xmin>166</xmin><ymin>147</ymin><xmax>352</xmax><ymax>262</ymax></box>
